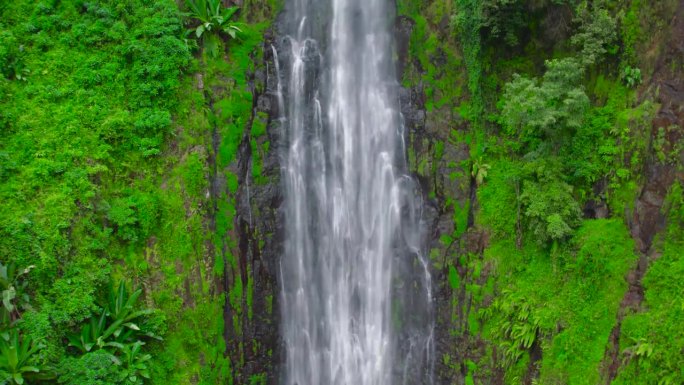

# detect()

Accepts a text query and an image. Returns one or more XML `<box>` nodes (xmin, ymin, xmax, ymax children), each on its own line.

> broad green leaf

<box><xmin>124</xmin><ymin>323</ymin><xmax>140</xmax><ymax>331</ymax></box>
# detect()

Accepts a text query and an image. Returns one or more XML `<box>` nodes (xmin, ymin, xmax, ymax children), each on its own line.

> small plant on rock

<box><xmin>622</xmin><ymin>65</ymin><xmax>642</xmax><ymax>88</ymax></box>
<box><xmin>184</xmin><ymin>0</ymin><xmax>243</xmax><ymax>57</ymax></box>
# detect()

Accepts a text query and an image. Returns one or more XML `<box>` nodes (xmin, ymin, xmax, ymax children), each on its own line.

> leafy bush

<box><xmin>0</xmin><ymin>30</ymin><xmax>28</xmax><ymax>81</ymax></box>
<box><xmin>621</xmin><ymin>66</ymin><xmax>642</xmax><ymax>88</ymax></box>
<box><xmin>475</xmin><ymin>0</ymin><xmax>578</xmax><ymax>47</ymax></box>
<box><xmin>501</xmin><ymin>58</ymin><xmax>589</xmax><ymax>154</ymax></box>
<box><xmin>61</xmin><ymin>341</ymin><xmax>152</xmax><ymax>385</ymax></box>
<box><xmin>480</xmin><ymin>0</ymin><xmax>527</xmax><ymax>47</ymax></box>
<box><xmin>58</xmin><ymin>350</ymin><xmax>121</xmax><ymax>385</ymax></box>
<box><xmin>107</xmin><ymin>192</ymin><xmax>159</xmax><ymax>243</ymax></box>
<box><xmin>520</xmin><ymin>179</ymin><xmax>581</xmax><ymax>244</ymax></box>
<box><xmin>571</xmin><ymin>6</ymin><xmax>617</xmax><ymax>66</ymax></box>
<box><xmin>66</xmin><ymin>281</ymin><xmax>161</xmax><ymax>384</ymax></box>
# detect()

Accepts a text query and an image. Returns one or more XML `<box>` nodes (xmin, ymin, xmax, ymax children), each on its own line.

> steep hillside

<box><xmin>395</xmin><ymin>0</ymin><xmax>683</xmax><ymax>383</ymax></box>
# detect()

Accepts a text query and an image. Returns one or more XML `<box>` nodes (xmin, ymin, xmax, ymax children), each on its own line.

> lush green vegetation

<box><xmin>614</xmin><ymin>184</ymin><xmax>684</xmax><ymax>385</ymax></box>
<box><xmin>466</xmin><ymin>0</ymin><xmax>681</xmax><ymax>383</ymax></box>
<box><xmin>399</xmin><ymin>0</ymin><xmax>682</xmax><ymax>384</ymax></box>
<box><xmin>0</xmin><ymin>0</ymin><xmax>278</xmax><ymax>383</ymax></box>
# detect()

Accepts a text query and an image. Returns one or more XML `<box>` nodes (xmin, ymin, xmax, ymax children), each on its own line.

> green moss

<box><xmin>476</xmin><ymin>159</ymin><xmax>520</xmax><ymax>238</ymax></box>
<box><xmin>448</xmin><ymin>265</ymin><xmax>460</xmax><ymax>290</ymax></box>
<box><xmin>249</xmin><ymin>373</ymin><xmax>267</xmax><ymax>385</ymax></box>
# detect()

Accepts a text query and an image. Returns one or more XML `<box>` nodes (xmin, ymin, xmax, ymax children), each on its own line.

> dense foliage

<box><xmin>0</xmin><ymin>0</ymin><xmax>278</xmax><ymax>383</ymax></box>
<box><xmin>464</xmin><ymin>0</ymin><xmax>681</xmax><ymax>383</ymax></box>
<box><xmin>400</xmin><ymin>0</ymin><xmax>682</xmax><ymax>384</ymax></box>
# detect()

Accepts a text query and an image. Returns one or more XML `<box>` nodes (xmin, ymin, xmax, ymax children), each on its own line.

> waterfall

<box><xmin>276</xmin><ymin>0</ymin><xmax>434</xmax><ymax>384</ymax></box>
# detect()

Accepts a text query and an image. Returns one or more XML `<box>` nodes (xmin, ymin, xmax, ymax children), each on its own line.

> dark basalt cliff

<box><xmin>223</xmin><ymin>29</ymin><xmax>283</xmax><ymax>384</ymax></box>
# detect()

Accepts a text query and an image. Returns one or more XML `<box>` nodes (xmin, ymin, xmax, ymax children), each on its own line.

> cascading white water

<box><xmin>276</xmin><ymin>0</ymin><xmax>434</xmax><ymax>384</ymax></box>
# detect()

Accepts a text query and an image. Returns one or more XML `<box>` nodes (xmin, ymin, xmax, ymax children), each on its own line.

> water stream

<box><xmin>276</xmin><ymin>1</ymin><xmax>434</xmax><ymax>384</ymax></box>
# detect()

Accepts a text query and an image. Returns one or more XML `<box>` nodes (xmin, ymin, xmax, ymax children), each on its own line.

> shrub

<box><xmin>571</xmin><ymin>6</ymin><xmax>617</xmax><ymax>66</ymax></box>
<box><xmin>621</xmin><ymin>66</ymin><xmax>642</xmax><ymax>88</ymax></box>
<box><xmin>520</xmin><ymin>178</ymin><xmax>582</xmax><ymax>244</ymax></box>
<box><xmin>58</xmin><ymin>350</ymin><xmax>121</xmax><ymax>385</ymax></box>
<box><xmin>501</xmin><ymin>58</ymin><xmax>589</xmax><ymax>155</ymax></box>
<box><xmin>0</xmin><ymin>31</ymin><xmax>28</xmax><ymax>81</ymax></box>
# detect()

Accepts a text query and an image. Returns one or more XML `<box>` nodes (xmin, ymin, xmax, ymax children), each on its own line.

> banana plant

<box><xmin>0</xmin><ymin>330</ymin><xmax>54</xmax><ymax>384</ymax></box>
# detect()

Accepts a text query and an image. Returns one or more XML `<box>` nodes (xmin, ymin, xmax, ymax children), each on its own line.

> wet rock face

<box><xmin>228</xmin><ymin>30</ymin><xmax>284</xmax><ymax>385</ymax></box>
<box><xmin>394</xmin><ymin>14</ymin><xmax>477</xmax><ymax>385</ymax></box>
<box><xmin>395</xmin><ymin>16</ymin><xmax>415</xmax><ymax>79</ymax></box>
<box><xmin>629</xmin><ymin>0</ymin><xmax>684</xmax><ymax>254</ymax></box>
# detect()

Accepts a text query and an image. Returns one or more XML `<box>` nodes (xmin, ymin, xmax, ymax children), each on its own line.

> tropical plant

<box><xmin>110</xmin><ymin>341</ymin><xmax>151</xmax><ymax>385</ymax></box>
<box><xmin>68</xmin><ymin>282</ymin><xmax>159</xmax><ymax>354</ymax></box>
<box><xmin>185</xmin><ymin>0</ymin><xmax>242</xmax><ymax>39</ymax></box>
<box><xmin>471</xmin><ymin>157</ymin><xmax>491</xmax><ymax>186</ymax></box>
<box><xmin>483</xmin><ymin>289</ymin><xmax>542</xmax><ymax>368</ymax></box>
<box><xmin>623</xmin><ymin>337</ymin><xmax>654</xmax><ymax>361</ymax></box>
<box><xmin>68</xmin><ymin>311</ymin><xmax>117</xmax><ymax>354</ymax></box>
<box><xmin>0</xmin><ymin>330</ymin><xmax>54</xmax><ymax>384</ymax></box>
<box><xmin>62</xmin><ymin>341</ymin><xmax>152</xmax><ymax>385</ymax></box>
<box><xmin>0</xmin><ymin>263</ymin><xmax>34</xmax><ymax>328</ymax></box>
